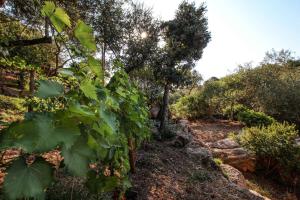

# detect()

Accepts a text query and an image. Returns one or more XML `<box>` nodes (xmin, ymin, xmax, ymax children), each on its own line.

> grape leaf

<box><xmin>74</xmin><ymin>20</ymin><xmax>96</xmax><ymax>51</ymax></box>
<box><xmin>62</xmin><ymin>136</ymin><xmax>95</xmax><ymax>176</ymax></box>
<box><xmin>87</xmin><ymin>171</ymin><xmax>120</xmax><ymax>193</ymax></box>
<box><xmin>41</xmin><ymin>1</ymin><xmax>55</xmax><ymax>17</ymax></box>
<box><xmin>58</xmin><ymin>68</ymin><xmax>74</xmax><ymax>76</ymax></box>
<box><xmin>41</xmin><ymin>1</ymin><xmax>71</xmax><ymax>32</ymax></box>
<box><xmin>50</xmin><ymin>7</ymin><xmax>71</xmax><ymax>32</ymax></box>
<box><xmin>80</xmin><ymin>79</ymin><xmax>98</xmax><ymax>100</ymax></box>
<box><xmin>87</xmin><ymin>56</ymin><xmax>103</xmax><ymax>79</ymax></box>
<box><xmin>35</xmin><ymin>80</ymin><xmax>64</xmax><ymax>99</ymax></box>
<box><xmin>0</xmin><ymin>114</ymin><xmax>80</xmax><ymax>153</ymax></box>
<box><xmin>3</xmin><ymin>157</ymin><xmax>53</xmax><ymax>200</ymax></box>
<box><xmin>99</xmin><ymin>106</ymin><xmax>118</xmax><ymax>133</ymax></box>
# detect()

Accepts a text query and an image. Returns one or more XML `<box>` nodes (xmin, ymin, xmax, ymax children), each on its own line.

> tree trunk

<box><xmin>45</xmin><ymin>18</ymin><xmax>49</xmax><ymax>37</ymax></box>
<box><xmin>101</xmin><ymin>43</ymin><xmax>106</xmax><ymax>84</ymax></box>
<box><xmin>127</xmin><ymin>137</ymin><xmax>136</xmax><ymax>173</ymax></box>
<box><xmin>28</xmin><ymin>70</ymin><xmax>35</xmax><ymax>112</ymax></box>
<box><xmin>159</xmin><ymin>83</ymin><xmax>170</xmax><ymax>133</ymax></box>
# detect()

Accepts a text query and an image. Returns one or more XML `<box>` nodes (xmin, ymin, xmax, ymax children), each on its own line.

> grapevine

<box><xmin>0</xmin><ymin>1</ymin><xmax>149</xmax><ymax>199</ymax></box>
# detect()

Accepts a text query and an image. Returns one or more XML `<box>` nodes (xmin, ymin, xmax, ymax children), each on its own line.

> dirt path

<box><xmin>131</xmin><ymin>120</ymin><xmax>270</xmax><ymax>200</ymax></box>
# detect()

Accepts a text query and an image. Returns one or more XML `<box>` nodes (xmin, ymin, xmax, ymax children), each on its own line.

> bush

<box><xmin>0</xmin><ymin>95</ymin><xmax>25</xmax><ymax>111</ymax></box>
<box><xmin>223</xmin><ymin>104</ymin><xmax>248</xmax><ymax>120</ymax></box>
<box><xmin>237</xmin><ymin>109</ymin><xmax>275</xmax><ymax>127</ymax></box>
<box><xmin>171</xmin><ymin>92</ymin><xmax>209</xmax><ymax>119</ymax></box>
<box><xmin>236</xmin><ymin>122</ymin><xmax>300</xmax><ymax>174</ymax></box>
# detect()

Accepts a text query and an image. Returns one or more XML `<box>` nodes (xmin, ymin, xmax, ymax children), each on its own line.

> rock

<box><xmin>209</xmin><ymin>138</ymin><xmax>240</xmax><ymax>149</ymax></box>
<box><xmin>177</xmin><ymin>119</ymin><xmax>190</xmax><ymax>133</ymax></box>
<box><xmin>249</xmin><ymin>190</ymin><xmax>271</xmax><ymax>200</ymax></box>
<box><xmin>172</xmin><ymin>134</ymin><xmax>191</xmax><ymax>148</ymax></box>
<box><xmin>221</xmin><ymin>164</ymin><xmax>247</xmax><ymax>188</ymax></box>
<box><xmin>186</xmin><ymin>147</ymin><xmax>213</xmax><ymax>165</ymax></box>
<box><xmin>150</xmin><ymin>105</ymin><xmax>160</xmax><ymax>119</ymax></box>
<box><xmin>212</xmin><ymin>148</ymin><xmax>256</xmax><ymax>172</ymax></box>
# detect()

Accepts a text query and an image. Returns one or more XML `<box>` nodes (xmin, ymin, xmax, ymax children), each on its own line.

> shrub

<box><xmin>213</xmin><ymin>158</ymin><xmax>223</xmax><ymax>167</ymax></box>
<box><xmin>236</xmin><ymin>122</ymin><xmax>300</xmax><ymax>174</ymax></box>
<box><xmin>0</xmin><ymin>95</ymin><xmax>25</xmax><ymax>111</ymax></box>
<box><xmin>171</xmin><ymin>92</ymin><xmax>209</xmax><ymax>119</ymax></box>
<box><xmin>189</xmin><ymin>170</ymin><xmax>212</xmax><ymax>182</ymax></box>
<box><xmin>237</xmin><ymin>109</ymin><xmax>275</xmax><ymax>127</ymax></box>
<box><xmin>222</xmin><ymin>104</ymin><xmax>248</xmax><ymax>120</ymax></box>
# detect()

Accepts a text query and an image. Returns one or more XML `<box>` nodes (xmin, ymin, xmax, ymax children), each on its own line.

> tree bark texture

<box><xmin>159</xmin><ymin>83</ymin><xmax>170</xmax><ymax>133</ymax></box>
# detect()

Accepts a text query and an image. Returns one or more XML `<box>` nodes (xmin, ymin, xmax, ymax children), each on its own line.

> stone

<box><xmin>209</xmin><ymin>138</ymin><xmax>240</xmax><ymax>149</ymax></box>
<box><xmin>221</xmin><ymin>164</ymin><xmax>247</xmax><ymax>188</ymax></box>
<box><xmin>249</xmin><ymin>190</ymin><xmax>271</xmax><ymax>200</ymax></box>
<box><xmin>177</xmin><ymin>119</ymin><xmax>190</xmax><ymax>133</ymax></box>
<box><xmin>212</xmin><ymin>148</ymin><xmax>256</xmax><ymax>172</ymax></box>
<box><xmin>172</xmin><ymin>134</ymin><xmax>191</xmax><ymax>148</ymax></box>
<box><xmin>186</xmin><ymin>147</ymin><xmax>213</xmax><ymax>165</ymax></box>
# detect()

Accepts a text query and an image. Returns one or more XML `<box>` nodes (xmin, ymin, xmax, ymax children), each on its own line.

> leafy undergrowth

<box><xmin>0</xmin><ymin>95</ymin><xmax>25</xmax><ymax>128</ymax></box>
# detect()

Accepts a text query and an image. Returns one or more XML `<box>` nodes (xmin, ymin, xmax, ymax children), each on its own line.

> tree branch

<box><xmin>0</xmin><ymin>36</ymin><xmax>52</xmax><ymax>47</ymax></box>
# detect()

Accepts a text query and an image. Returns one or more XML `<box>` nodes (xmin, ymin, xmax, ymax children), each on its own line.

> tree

<box><xmin>81</xmin><ymin>0</ymin><xmax>125</xmax><ymax>80</ymax></box>
<box><xmin>155</xmin><ymin>1</ymin><xmax>210</xmax><ymax>132</ymax></box>
<box><xmin>186</xmin><ymin>70</ymin><xmax>203</xmax><ymax>94</ymax></box>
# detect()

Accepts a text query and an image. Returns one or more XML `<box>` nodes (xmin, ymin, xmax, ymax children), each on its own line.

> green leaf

<box><xmin>50</xmin><ymin>7</ymin><xmax>71</xmax><ymax>32</ymax></box>
<box><xmin>87</xmin><ymin>171</ymin><xmax>120</xmax><ymax>193</ymax></box>
<box><xmin>68</xmin><ymin>103</ymin><xmax>96</xmax><ymax>118</ymax></box>
<box><xmin>99</xmin><ymin>105</ymin><xmax>117</xmax><ymax>133</ymax></box>
<box><xmin>41</xmin><ymin>1</ymin><xmax>55</xmax><ymax>17</ymax></box>
<box><xmin>41</xmin><ymin>1</ymin><xmax>71</xmax><ymax>32</ymax></box>
<box><xmin>35</xmin><ymin>80</ymin><xmax>64</xmax><ymax>99</ymax></box>
<box><xmin>62</xmin><ymin>136</ymin><xmax>95</xmax><ymax>176</ymax></box>
<box><xmin>80</xmin><ymin>79</ymin><xmax>98</xmax><ymax>100</ymax></box>
<box><xmin>4</xmin><ymin>157</ymin><xmax>53</xmax><ymax>200</ymax></box>
<box><xmin>0</xmin><ymin>113</ymin><xmax>80</xmax><ymax>153</ymax></box>
<box><xmin>74</xmin><ymin>20</ymin><xmax>96</xmax><ymax>51</ymax></box>
<box><xmin>58</xmin><ymin>68</ymin><xmax>74</xmax><ymax>76</ymax></box>
<box><xmin>87</xmin><ymin>133</ymin><xmax>108</xmax><ymax>159</ymax></box>
<box><xmin>87</xmin><ymin>56</ymin><xmax>103</xmax><ymax>79</ymax></box>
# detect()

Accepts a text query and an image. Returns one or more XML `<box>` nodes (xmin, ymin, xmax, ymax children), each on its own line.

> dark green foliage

<box><xmin>172</xmin><ymin>50</ymin><xmax>300</xmax><ymax>125</ymax></box>
<box><xmin>156</xmin><ymin>1</ymin><xmax>211</xmax><ymax>130</ymax></box>
<box><xmin>3</xmin><ymin>157</ymin><xmax>53</xmax><ymax>200</ymax></box>
<box><xmin>189</xmin><ymin>170</ymin><xmax>212</xmax><ymax>182</ymax></box>
<box><xmin>236</xmin><ymin>122</ymin><xmax>300</xmax><ymax>174</ymax></box>
<box><xmin>237</xmin><ymin>109</ymin><xmax>275</xmax><ymax>127</ymax></box>
<box><xmin>171</xmin><ymin>91</ymin><xmax>208</xmax><ymax>119</ymax></box>
<box><xmin>223</xmin><ymin>104</ymin><xmax>248</xmax><ymax>120</ymax></box>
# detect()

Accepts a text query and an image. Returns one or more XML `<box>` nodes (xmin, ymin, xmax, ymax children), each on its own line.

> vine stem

<box><xmin>127</xmin><ymin>137</ymin><xmax>136</xmax><ymax>173</ymax></box>
<box><xmin>70</xmin><ymin>179</ymin><xmax>75</xmax><ymax>200</ymax></box>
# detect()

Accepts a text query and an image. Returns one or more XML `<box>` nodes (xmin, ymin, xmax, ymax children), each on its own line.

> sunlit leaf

<box><xmin>74</xmin><ymin>20</ymin><xmax>96</xmax><ymax>51</ymax></box>
<box><xmin>41</xmin><ymin>1</ymin><xmax>55</xmax><ymax>17</ymax></box>
<box><xmin>50</xmin><ymin>7</ymin><xmax>71</xmax><ymax>32</ymax></box>
<box><xmin>41</xmin><ymin>1</ymin><xmax>71</xmax><ymax>32</ymax></box>
<box><xmin>80</xmin><ymin>79</ymin><xmax>98</xmax><ymax>100</ymax></box>
<box><xmin>87</xmin><ymin>56</ymin><xmax>103</xmax><ymax>79</ymax></box>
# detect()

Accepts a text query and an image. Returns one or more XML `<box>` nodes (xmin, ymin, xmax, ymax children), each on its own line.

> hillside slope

<box><xmin>130</xmin><ymin>120</ymin><xmax>270</xmax><ymax>200</ymax></box>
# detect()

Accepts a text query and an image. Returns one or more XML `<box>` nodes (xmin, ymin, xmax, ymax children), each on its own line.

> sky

<box><xmin>141</xmin><ymin>0</ymin><xmax>300</xmax><ymax>80</ymax></box>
